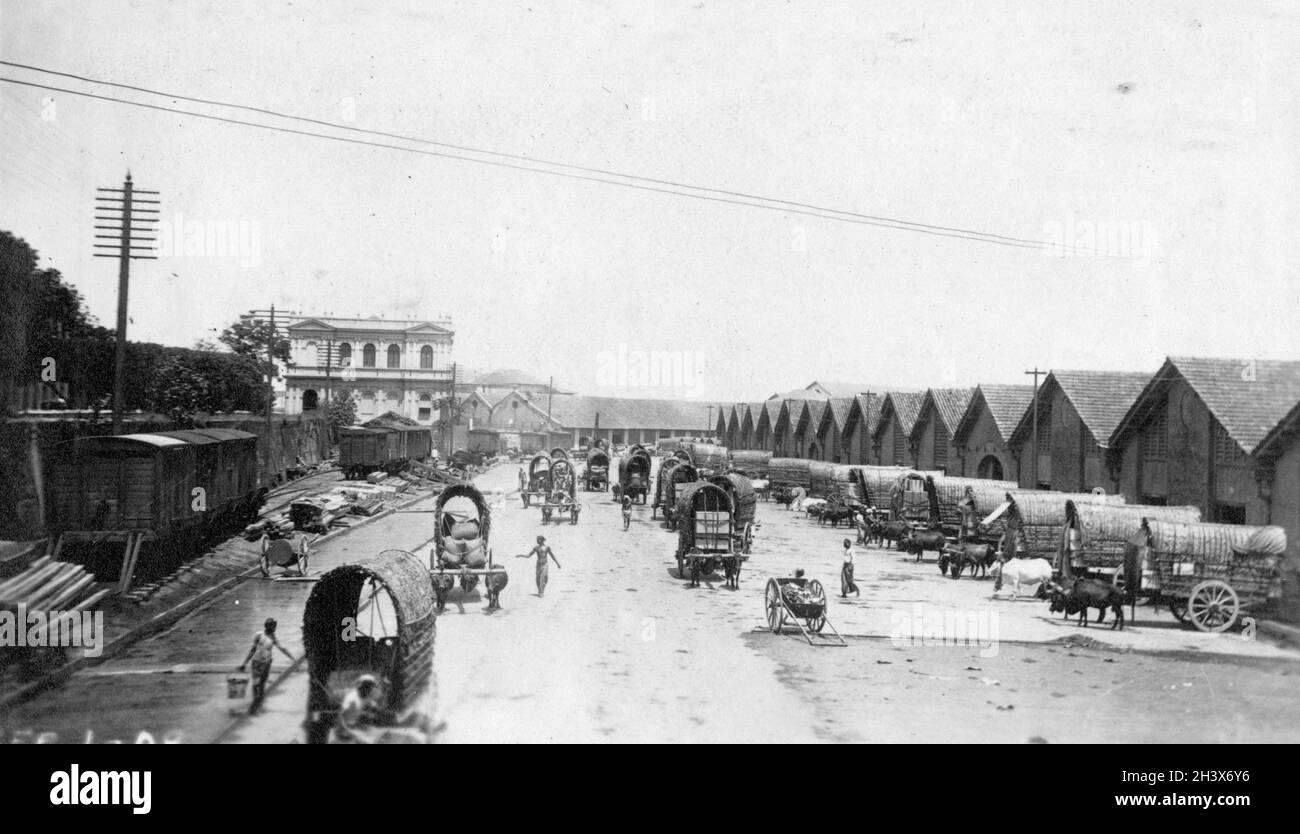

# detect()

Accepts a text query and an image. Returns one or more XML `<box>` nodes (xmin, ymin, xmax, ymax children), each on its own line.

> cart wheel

<box><xmin>806</xmin><ymin>579</ymin><xmax>827</xmax><ymax>633</ymax></box>
<box><xmin>765</xmin><ymin>580</ymin><xmax>783</xmax><ymax>632</ymax></box>
<box><xmin>1168</xmin><ymin>599</ymin><xmax>1189</xmax><ymax>623</ymax></box>
<box><xmin>1188</xmin><ymin>580</ymin><xmax>1239</xmax><ymax>633</ymax></box>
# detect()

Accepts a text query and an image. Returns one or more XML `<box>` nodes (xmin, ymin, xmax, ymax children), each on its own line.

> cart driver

<box><xmin>335</xmin><ymin>674</ymin><xmax>387</xmax><ymax>743</ymax></box>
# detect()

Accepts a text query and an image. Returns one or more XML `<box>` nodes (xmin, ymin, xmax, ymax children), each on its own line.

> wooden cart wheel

<box><xmin>1188</xmin><ymin>580</ymin><xmax>1239</xmax><ymax>633</ymax></box>
<box><xmin>806</xmin><ymin>580</ymin><xmax>827</xmax><ymax>633</ymax></box>
<box><xmin>1168</xmin><ymin>598</ymin><xmax>1189</xmax><ymax>623</ymax></box>
<box><xmin>765</xmin><ymin>580</ymin><xmax>783</xmax><ymax>632</ymax></box>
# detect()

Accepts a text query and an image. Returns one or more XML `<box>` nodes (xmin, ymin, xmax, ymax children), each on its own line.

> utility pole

<box><xmin>547</xmin><ymin>375</ymin><xmax>553</xmax><ymax>421</ymax></box>
<box><xmin>707</xmin><ymin>404</ymin><xmax>714</xmax><ymax>441</ymax></box>
<box><xmin>1025</xmin><ymin>367</ymin><xmax>1046</xmax><ymax>489</ymax></box>
<box><xmin>93</xmin><ymin>173</ymin><xmax>158</xmax><ymax>434</ymax></box>
<box><xmin>241</xmin><ymin>307</ymin><xmax>292</xmax><ymax>478</ymax></box>
<box><xmin>446</xmin><ymin>361</ymin><xmax>457</xmax><ymax>458</ymax></box>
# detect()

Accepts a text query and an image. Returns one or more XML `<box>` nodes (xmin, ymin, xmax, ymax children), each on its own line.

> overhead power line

<box><xmin>0</xmin><ymin>66</ymin><xmax>1115</xmax><ymax>256</ymax></box>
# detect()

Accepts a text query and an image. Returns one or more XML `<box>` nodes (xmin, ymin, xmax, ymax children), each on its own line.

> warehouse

<box><xmin>910</xmin><ymin>388</ymin><xmax>975</xmax><ymax>475</ymax></box>
<box><xmin>840</xmin><ymin>393</ymin><xmax>883</xmax><ymax>465</ymax></box>
<box><xmin>871</xmin><ymin>391</ymin><xmax>925</xmax><ymax>468</ymax></box>
<box><xmin>1006</xmin><ymin>369</ymin><xmax>1150</xmax><ymax>494</ymax></box>
<box><xmin>949</xmin><ymin>383</ymin><xmax>1034</xmax><ymax>481</ymax></box>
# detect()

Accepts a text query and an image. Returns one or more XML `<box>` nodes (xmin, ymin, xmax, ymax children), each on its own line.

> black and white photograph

<box><xmin>1</xmin><ymin>0</ymin><xmax>1297</xmax><ymax>771</ymax></box>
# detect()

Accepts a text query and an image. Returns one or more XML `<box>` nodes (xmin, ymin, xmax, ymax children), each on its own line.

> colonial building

<box><xmin>468</xmin><ymin>369</ymin><xmax>570</xmax><ymax>401</ymax></box>
<box><xmin>282</xmin><ymin>316</ymin><xmax>454</xmax><ymax>424</ymax></box>
<box><xmin>871</xmin><ymin>391</ymin><xmax>925</xmax><ymax>467</ymax></box>
<box><xmin>1006</xmin><ymin>369</ymin><xmax>1150</xmax><ymax>494</ymax></box>
<box><xmin>841</xmin><ymin>393</ymin><xmax>883</xmax><ymax>465</ymax></box>
<box><xmin>950</xmin><ymin>383</ymin><xmax>1034</xmax><ymax>481</ymax></box>
<box><xmin>1108</xmin><ymin>357</ymin><xmax>1300</xmax><ymax>528</ymax></box>
<box><xmin>910</xmin><ymin>388</ymin><xmax>975</xmax><ymax>475</ymax></box>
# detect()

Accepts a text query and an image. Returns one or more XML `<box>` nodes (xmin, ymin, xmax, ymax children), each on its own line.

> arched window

<box><xmin>302</xmin><ymin>389</ymin><xmax>319</xmax><ymax>410</ymax></box>
<box><xmin>420</xmin><ymin>345</ymin><xmax>433</xmax><ymax>369</ymax></box>
<box><xmin>387</xmin><ymin>344</ymin><xmax>401</xmax><ymax>368</ymax></box>
<box><xmin>338</xmin><ymin>343</ymin><xmax>351</xmax><ymax>365</ymax></box>
<box><xmin>362</xmin><ymin>344</ymin><xmax>376</xmax><ymax>368</ymax></box>
<box><xmin>304</xmin><ymin>342</ymin><xmax>318</xmax><ymax>366</ymax></box>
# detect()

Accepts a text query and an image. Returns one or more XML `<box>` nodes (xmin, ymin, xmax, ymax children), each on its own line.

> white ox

<box><xmin>991</xmin><ymin>557</ymin><xmax>1053</xmax><ymax>599</ymax></box>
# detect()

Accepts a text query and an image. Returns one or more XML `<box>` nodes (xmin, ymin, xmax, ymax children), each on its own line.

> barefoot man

<box><xmin>518</xmin><ymin>535</ymin><xmax>561</xmax><ymax>597</ymax></box>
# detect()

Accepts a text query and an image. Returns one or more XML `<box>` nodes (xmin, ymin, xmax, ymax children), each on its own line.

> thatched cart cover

<box><xmin>549</xmin><ymin>458</ymin><xmax>577</xmax><ymax>499</ymax></box>
<box><xmin>996</xmin><ymin>491</ymin><xmax>1127</xmax><ymax>559</ymax></box>
<box><xmin>676</xmin><ymin>481</ymin><xmax>734</xmax><ymax>556</ymax></box>
<box><xmin>527</xmin><ymin>453</ymin><xmax>553</xmax><ymax>490</ymax></box>
<box><xmin>769</xmin><ymin>457</ymin><xmax>812</xmax><ymax>489</ymax></box>
<box><xmin>661</xmin><ymin>461</ymin><xmax>699</xmax><ymax>516</ymax></box>
<box><xmin>808</xmin><ymin>461</ymin><xmax>837</xmax><ymax>498</ymax></box>
<box><xmin>549</xmin><ymin>447</ymin><xmax>570</xmax><ymax>461</ymax></box>
<box><xmin>654</xmin><ymin>457</ymin><xmax>682</xmax><ymax>508</ymax></box>
<box><xmin>303</xmin><ymin>549</ymin><xmax>435</xmax><ymax>741</ymax></box>
<box><xmin>618</xmin><ymin>449</ymin><xmax>653</xmax><ymax>488</ymax></box>
<box><xmin>729</xmin><ymin>450</ymin><xmax>772</xmax><ymax>477</ymax></box>
<box><xmin>929</xmin><ymin>475</ymin><xmax>1020</xmax><ymax>529</ymax></box>
<box><xmin>708</xmin><ymin>472</ymin><xmax>757</xmax><ymax>528</ymax></box>
<box><xmin>586</xmin><ymin>448</ymin><xmax>610</xmax><ymax>469</ymax></box>
<box><xmin>1142</xmin><ymin>520</ymin><xmax>1286</xmax><ymax>604</ymax></box>
<box><xmin>692</xmin><ymin>443</ymin><xmax>729</xmax><ymax>473</ymax></box>
<box><xmin>433</xmin><ymin>482</ymin><xmax>492</xmax><ymax>556</ymax></box>
<box><xmin>1062</xmin><ymin>500</ymin><xmax>1201</xmax><ymax>573</ymax></box>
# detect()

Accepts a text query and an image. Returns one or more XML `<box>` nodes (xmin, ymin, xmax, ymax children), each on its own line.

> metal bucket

<box><xmin>227</xmin><ymin>676</ymin><xmax>250</xmax><ymax>699</ymax></box>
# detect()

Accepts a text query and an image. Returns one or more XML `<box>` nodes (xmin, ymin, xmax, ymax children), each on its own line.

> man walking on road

<box><xmin>840</xmin><ymin>538</ymin><xmax>861</xmax><ymax>598</ymax></box>
<box><xmin>518</xmin><ymin>535</ymin><xmax>561</xmax><ymax>597</ymax></box>
<box><xmin>237</xmin><ymin>617</ymin><xmax>295</xmax><ymax>715</ymax></box>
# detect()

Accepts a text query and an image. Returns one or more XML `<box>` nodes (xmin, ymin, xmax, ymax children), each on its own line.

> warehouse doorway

<box><xmin>302</xmin><ymin>389</ymin><xmax>319</xmax><ymax>411</ymax></box>
<box><xmin>977</xmin><ymin>455</ymin><xmax>1003</xmax><ymax>480</ymax></box>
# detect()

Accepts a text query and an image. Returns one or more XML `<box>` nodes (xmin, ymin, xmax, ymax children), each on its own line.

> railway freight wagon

<box><xmin>338</xmin><ymin>425</ymin><xmax>433</xmax><ymax>480</ymax></box>
<box><xmin>45</xmin><ymin>429</ymin><xmax>264</xmax><ymax>589</ymax></box>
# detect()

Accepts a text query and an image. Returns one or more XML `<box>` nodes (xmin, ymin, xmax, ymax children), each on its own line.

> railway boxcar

<box><xmin>46</xmin><ymin>429</ymin><xmax>263</xmax><ymax>590</ymax></box>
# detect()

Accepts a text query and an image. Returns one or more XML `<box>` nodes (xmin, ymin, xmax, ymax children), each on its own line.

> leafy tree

<box><xmin>327</xmin><ymin>392</ymin><xmax>357</xmax><ymax>443</ymax></box>
<box><xmin>219</xmin><ymin>318</ymin><xmax>291</xmax><ymax>372</ymax></box>
<box><xmin>149</xmin><ymin>354</ymin><xmax>209</xmax><ymax>427</ymax></box>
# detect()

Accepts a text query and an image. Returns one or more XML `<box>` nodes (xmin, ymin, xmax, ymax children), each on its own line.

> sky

<box><xmin>1</xmin><ymin>0</ymin><xmax>1297</xmax><ymax>403</ymax></box>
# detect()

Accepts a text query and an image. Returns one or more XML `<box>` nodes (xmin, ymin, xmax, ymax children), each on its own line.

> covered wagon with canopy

<box><xmin>1058</xmin><ymin>500</ymin><xmax>1201</xmax><ymax>580</ymax></box>
<box><xmin>616</xmin><ymin>448</ymin><xmax>653</xmax><ymax>504</ymax></box>
<box><xmin>431</xmin><ymin>483</ymin><xmax>507</xmax><ymax>609</ymax></box>
<box><xmin>656</xmin><ymin>460</ymin><xmax>698</xmax><ymax>529</ymax></box>
<box><xmin>674</xmin><ymin>481</ymin><xmax>746</xmax><ymax>588</ymax></box>
<box><xmin>1127</xmin><ymin>520</ymin><xmax>1286</xmax><ymax>632</ymax></box>
<box><xmin>584</xmin><ymin>447</ymin><xmax>611</xmax><ymax>492</ymax></box>
<box><xmin>540</xmin><ymin>457</ymin><xmax>580</xmax><ymax>525</ymax></box>
<box><xmin>303</xmin><ymin>549</ymin><xmax>436</xmax><ymax>744</ymax></box>
<box><xmin>520</xmin><ymin>452</ymin><xmax>552</xmax><ymax>508</ymax></box>
<box><xmin>708</xmin><ymin>472</ymin><xmax>758</xmax><ymax>555</ymax></box>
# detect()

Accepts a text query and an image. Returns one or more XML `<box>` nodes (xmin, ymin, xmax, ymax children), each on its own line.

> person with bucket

<box><xmin>237</xmin><ymin>617</ymin><xmax>295</xmax><ymax>715</ymax></box>
<box><xmin>517</xmin><ymin>535</ymin><xmax>561</xmax><ymax>597</ymax></box>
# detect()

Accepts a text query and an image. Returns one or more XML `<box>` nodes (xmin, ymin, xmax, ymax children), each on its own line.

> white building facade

<box><xmin>282</xmin><ymin>316</ymin><xmax>455</xmax><ymax>424</ymax></box>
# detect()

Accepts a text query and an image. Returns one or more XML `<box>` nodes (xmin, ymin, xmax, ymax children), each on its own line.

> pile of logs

<box><xmin>0</xmin><ymin>555</ymin><xmax>109</xmax><ymax>618</ymax></box>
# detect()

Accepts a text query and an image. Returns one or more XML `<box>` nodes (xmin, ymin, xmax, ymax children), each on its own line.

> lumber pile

<box><xmin>0</xmin><ymin>555</ymin><xmax>108</xmax><ymax>619</ymax></box>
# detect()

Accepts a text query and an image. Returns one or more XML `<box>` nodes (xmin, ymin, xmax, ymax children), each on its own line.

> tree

<box><xmin>327</xmin><ymin>392</ymin><xmax>357</xmax><ymax>443</ymax></box>
<box><xmin>149</xmin><ymin>354</ymin><xmax>209</xmax><ymax>427</ymax></box>
<box><xmin>218</xmin><ymin>317</ymin><xmax>291</xmax><ymax>375</ymax></box>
